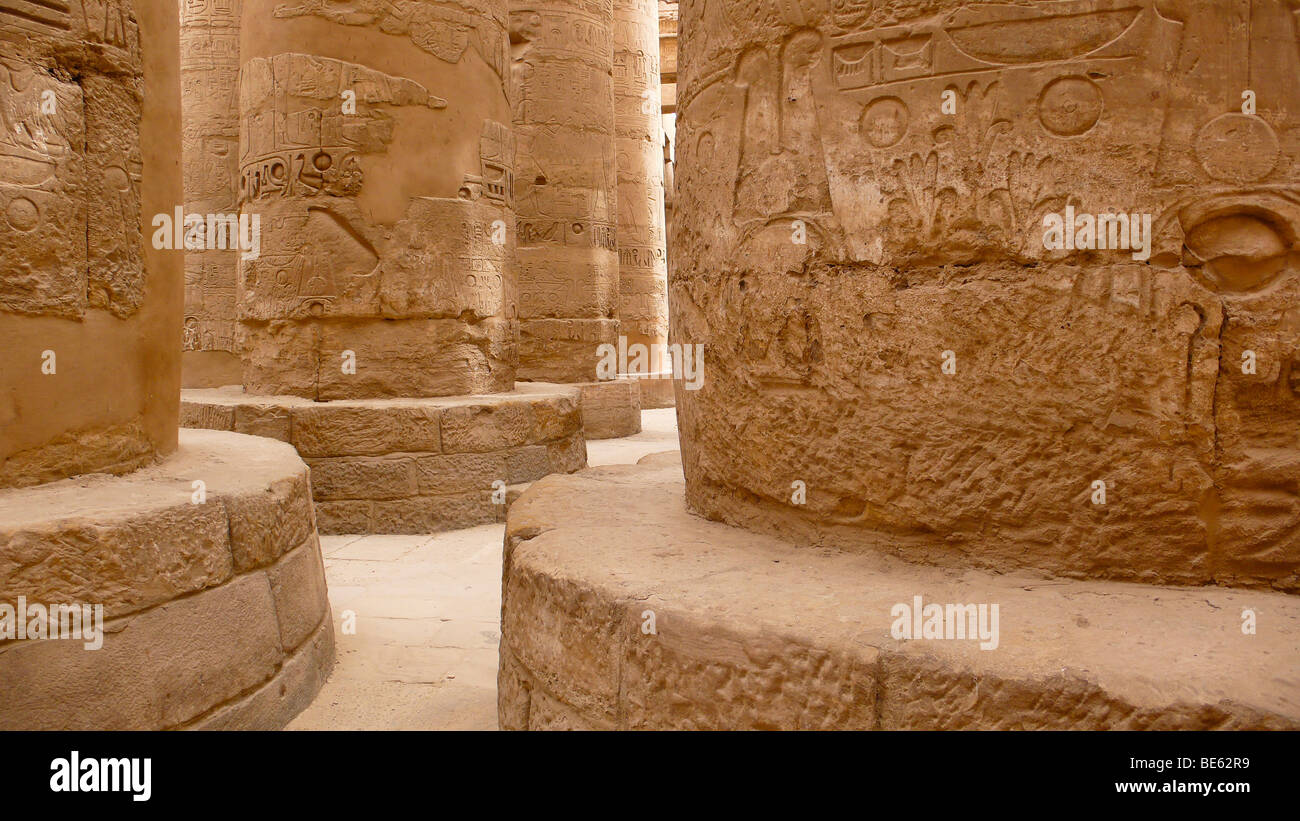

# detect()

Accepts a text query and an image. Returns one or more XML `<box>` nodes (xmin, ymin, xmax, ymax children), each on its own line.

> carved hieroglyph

<box><xmin>238</xmin><ymin>0</ymin><xmax>516</xmax><ymax>400</ymax></box>
<box><xmin>510</xmin><ymin>0</ymin><xmax>620</xmax><ymax>382</ymax></box>
<box><xmin>181</xmin><ymin>0</ymin><xmax>242</xmax><ymax>384</ymax></box>
<box><xmin>613</xmin><ymin>0</ymin><xmax>668</xmax><ymax>361</ymax></box>
<box><xmin>674</xmin><ymin>0</ymin><xmax>1300</xmax><ymax>591</ymax></box>
<box><xmin>1</xmin><ymin>0</ymin><xmax>183</xmax><ymax>488</ymax></box>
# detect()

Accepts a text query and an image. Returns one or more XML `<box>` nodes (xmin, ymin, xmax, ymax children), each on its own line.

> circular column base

<box><xmin>576</xmin><ymin>380</ymin><xmax>641</xmax><ymax>439</ymax></box>
<box><xmin>0</xmin><ymin>429</ymin><xmax>334</xmax><ymax>730</ymax></box>
<box><xmin>500</xmin><ymin>453</ymin><xmax>1300</xmax><ymax>730</ymax></box>
<box><xmin>182</xmin><ymin>383</ymin><xmax>587</xmax><ymax>534</ymax></box>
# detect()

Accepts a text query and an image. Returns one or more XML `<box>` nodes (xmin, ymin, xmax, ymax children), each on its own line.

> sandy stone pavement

<box><xmin>288</xmin><ymin>408</ymin><xmax>679</xmax><ymax>729</ymax></box>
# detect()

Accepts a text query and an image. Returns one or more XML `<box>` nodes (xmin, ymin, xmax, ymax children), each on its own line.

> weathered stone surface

<box><xmin>630</xmin><ymin>373</ymin><xmax>675</xmax><ymax>409</ymax></box>
<box><xmin>233</xmin><ymin>401</ymin><xmax>291</xmax><ymax>442</ymax></box>
<box><xmin>293</xmin><ymin>405</ymin><xmax>441</xmax><ymax>458</ymax></box>
<box><xmin>0</xmin><ymin>428</ymin><xmax>333</xmax><ymax>730</ymax></box>
<box><xmin>180</xmin><ymin>400</ymin><xmax>236</xmax><ymax>431</ymax></box>
<box><xmin>672</xmin><ymin>0</ymin><xmax>1300</xmax><ymax>591</ymax></box>
<box><xmin>546</xmin><ymin>433</ymin><xmax>588</xmax><ymax>474</ymax></box>
<box><xmin>183</xmin><ymin>384</ymin><xmax>587</xmax><ymax>534</ymax></box>
<box><xmin>223</xmin><ymin>468</ymin><xmax>315</xmax><ymax>571</ymax></box>
<box><xmin>241</xmin><ymin>315</ymin><xmax>517</xmax><ymax>401</ymax></box>
<box><xmin>511</xmin><ymin>1</ymin><xmax>621</xmax><ymax>383</ymax></box>
<box><xmin>183</xmin><ymin>615</ymin><xmax>334</xmax><ymax>730</ymax></box>
<box><xmin>0</xmin><ymin>490</ymin><xmax>233</xmax><ymax>622</ymax></box>
<box><xmin>369</xmin><ymin>493</ymin><xmax>500</xmax><ymax>534</ymax></box>
<box><xmin>499</xmin><ymin>456</ymin><xmax>1300</xmax><ymax>730</ymax></box>
<box><xmin>0</xmin><ymin>428</ymin><xmax>311</xmax><ymax>617</ymax></box>
<box><xmin>578</xmin><ymin>379</ymin><xmax>641</xmax><ymax>439</ymax></box>
<box><xmin>236</xmin><ymin>0</ymin><xmax>516</xmax><ymax>400</ymax></box>
<box><xmin>518</xmin><ymin>318</ymin><xmax>620</xmax><ymax>383</ymax></box>
<box><xmin>313</xmin><ymin>500</ymin><xmax>373</xmax><ymax>535</ymax></box>
<box><xmin>413</xmin><ymin>452</ymin><xmax>507</xmax><ymax>496</ymax></box>
<box><xmin>0</xmin><ymin>571</ymin><xmax>280</xmax><ymax>730</ymax></box>
<box><xmin>505</xmin><ymin>445</ymin><xmax>551</xmax><ymax>485</ymax></box>
<box><xmin>0</xmin><ymin>0</ymin><xmax>183</xmax><ymax>489</ymax></box>
<box><xmin>441</xmin><ymin>402</ymin><xmax>536</xmax><ymax>453</ymax></box>
<box><xmin>181</xmin><ymin>0</ymin><xmax>243</xmax><ymax>386</ymax></box>
<box><xmin>528</xmin><ymin>391</ymin><xmax>582</xmax><ymax>440</ymax></box>
<box><xmin>309</xmin><ymin>456</ymin><xmax>417</xmax><ymax>501</ymax></box>
<box><xmin>613</xmin><ymin>0</ymin><xmax>669</xmax><ymax>357</ymax></box>
<box><xmin>267</xmin><ymin>537</ymin><xmax>330</xmax><ymax>652</ymax></box>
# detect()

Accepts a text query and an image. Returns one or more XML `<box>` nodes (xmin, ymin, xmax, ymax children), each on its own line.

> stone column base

<box><xmin>621</xmin><ymin>373</ymin><xmax>676</xmax><ymax>409</ymax></box>
<box><xmin>182</xmin><ymin>383</ymin><xmax>587</xmax><ymax>535</ymax></box>
<box><xmin>576</xmin><ymin>380</ymin><xmax>641</xmax><ymax>439</ymax></box>
<box><xmin>499</xmin><ymin>453</ymin><xmax>1300</xmax><ymax>730</ymax></box>
<box><xmin>0</xmin><ymin>429</ymin><xmax>334</xmax><ymax>730</ymax></box>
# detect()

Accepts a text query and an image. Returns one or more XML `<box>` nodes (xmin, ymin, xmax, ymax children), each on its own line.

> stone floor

<box><xmin>288</xmin><ymin>407</ymin><xmax>679</xmax><ymax>730</ymax></box>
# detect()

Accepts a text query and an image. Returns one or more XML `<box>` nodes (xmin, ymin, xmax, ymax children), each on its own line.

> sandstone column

<box><xmin>509</xmin><ymin>0</ymin><xmax>619</xmax><ymax>383</ymax></box>
<box><xmin>497</xmin><ymin>0</ymin><xmax>1300</xmax><ymax>733</ymax></box>
<box><xmin>612</xmin><ymin>0</ymin><xmax>668</xmax><ymax>368</ymax></box>
<box><xmin>0</xmin><ymin>1</ymin><xmax>333</xmax><ymax>730</ymax></box>
<box><xmin>667</xmin><ymin>0</ymin><xmax>1300</xmax><ymax>590</ymax></box>
<box><xmin>238</xmin><ymin>0</ymin><xmax>517</xmax><ymax>399</ymax></box>
<box><xmin>180</xmin><ymin>0</ymin><xmax>243</xmax><ymax>388</ymax></box>
<box><xmin>507</xmin><ymin>1</ymin><xmax>641</xmax><ymax>436</ymax></box>
<box><xmin>179</xmin><ymin>1</ymin><xmax>588</xmax><ymax>534</ymax></box>
<box><xmin>0</xmin><ymin>0</ymin><xmax>179</xmax><ymax>487</ymax></box>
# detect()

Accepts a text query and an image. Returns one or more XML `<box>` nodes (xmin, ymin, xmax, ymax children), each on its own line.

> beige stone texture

<box><xmin>511</xmin><ymin>0</ymin><xmax>621</xmax><ymax>383</ymax></box>
<box><xmin>180</xmin><ymin>0</ymin><xmax>243</xmax><ymax>388</ymax></box>
<box><xmin>236</xmin><ymin>0</ymin><xmax>517</xmax><ymax>399</ymax></box>
<box><xmin>626</xmin><ymin>372</ymin><xmax>676</xmax><ymax>408</ymax></box>
<box><xmin>0</xmin><ymin>0</ymin><xmax>184</xmax><ymax>488</ymax></box>
<box><xmin>613</xmin><ymin>0</ymin><xmax>669</xmax><ymax>357</ymax></box>
<box><xmin>672</xmin><ymin>0</ymin><xmax>1300</xmax><ymax>591</ymax></box>
<box><xmin>499</xmin><ymin>454</ymin><xmax>1300</xmax><ymax>730</ymax></box>
<box><xmin>518</xmin><ymin>317</ymin><xmax>619</xmax><ymax>383</ymax></box>
<box><xmin>184</xmin><ymin>615</ymin><xmax>334</xmax><ymax>729</ymax></box>
<box><xmin>0</xmin><ymin>428</ymin><xmax>333</xmax><ymax>730</ymax></box>
<box><xmin>578</xmin><ymin>378</ymin><xmax>641</xmax><ymax>439</ymax></box>
<box><xmin>182</xmin><ymin>382</ymin><xmax>587</xmax><ymax>533</ymax></box>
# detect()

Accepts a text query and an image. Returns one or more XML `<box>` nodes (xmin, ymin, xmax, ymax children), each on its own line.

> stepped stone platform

<box><xmin>499</xmin><ymin>452</ymin><xmax>1300</xmax><ymax>730</ymax></box>
<box><xmin>0</xmin><ymin>429</ymin><xmax>334</xmax><ymax>730</ymax></box>
<box><xmin>182</xmin><ymin>384</ymin><xmax>586</xmax><ymax>535</ymax></box>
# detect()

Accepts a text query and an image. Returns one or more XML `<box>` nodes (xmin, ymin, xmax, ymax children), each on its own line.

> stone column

<box><xmin>180</xmin><ymin>0</ymin><xmax>243</xmax><ymax>388</ymax></box>
<box><xmin>0</xmin><ymin>0</ymin><xmax>182</xmax><ymax>488</ymax></box>
<box><xmin>0</xmin><ymin>1</ymin><xmax>333</xmax><ymax>731</ymax></box>
<box><xmin>670</xmin><ymin>0</ymin><xmax>1300</xmax><ymax>590</ymax></box>
<box><xmin>496</xmin><ymin>0</ymin><xmax>1300</xmax><ymax>734</ymax></box>
<box><xmin>179</xmin><ymin>1</ymin><xmax>590</xmax><ymax>535</ymax></box>
<box><xmin>510</xmin><ymin>0</ymin><xmax>620</xmax><ymax>383</ymax></box>
<box><xmin>612</xmin><ymin>0</ymin><xmax>668</xmax><ymax>367</ymax></box>
<box><xmin>238</xmin><ymin>0</ymin><xmax>517</xmax><ymax>400</ymax></box>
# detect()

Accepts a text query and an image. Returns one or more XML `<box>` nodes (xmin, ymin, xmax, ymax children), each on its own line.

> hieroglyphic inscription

<box><xmin>1</xmin><ymin>0</ymin><xmax>142</xmax><ymax>318</ymax></box>
<box><xmin>181</xmin><ymin>0</ymin><xmax>241</xmax><ymax>352</ymax></box>
<box><xmin>271</xmin><ymin>0</ymin><xmax>510</xmax><ymax>89</ymax></box>
<box><xmin>612</xmin><ymin>0</ymin><xmax>668</xmax><ymax>354</ymax></box>
<box><xmin>511</xmin><ymin>0</ymin><xmax>620</xmax><ymax>380</ymax></box>
<box><xmin>672</xmin><ymin>0</ymin><xmax>1300</xmax><ymax>589</ymax></box>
